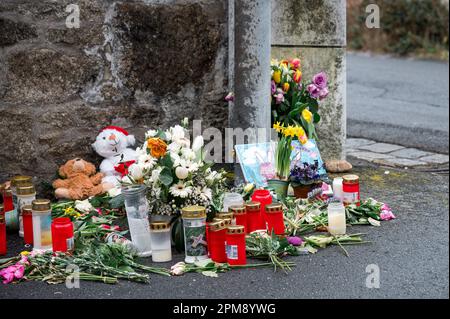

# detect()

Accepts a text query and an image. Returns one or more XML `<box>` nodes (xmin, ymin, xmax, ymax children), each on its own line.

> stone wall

<box><xmin>0</xmin><ymin>0</ymin><xmax>229</xmax><ymax>184</ymax></box>
<box><xmin>271</xmin><ymin>0</ymin><xmax>347</xmax><ymax>161</ymax></box>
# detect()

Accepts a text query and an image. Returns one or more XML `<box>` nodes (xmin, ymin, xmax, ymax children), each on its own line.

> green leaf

<box><xmin>159</xmin><ymin>168</ymin><xmax>173</xmax><ymax>186</ymax></box>
<box><xmin>313</xmin><ymin>113</ymin><xmax>321</xmax><ymax>123</ymax></box>
<box><xmin>160</xmin><ymin>154</ymin><xmax>173</xmax><ymax>168</ymax></box>
<box><xmin>309</xmin><ymin>99</ymin><xmax>319</xmax><ymax>113</ymax></box>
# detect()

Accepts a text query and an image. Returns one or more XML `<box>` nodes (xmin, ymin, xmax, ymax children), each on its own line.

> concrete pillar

<box><xmin>271</xmin><ymin>0</ymin><xmax>347</xmax><ymax>161</ymax></box>
<box><xmin>231</xmin><ymin>0</ymin><xmax>272</xmax><ymax>143</ymax></box>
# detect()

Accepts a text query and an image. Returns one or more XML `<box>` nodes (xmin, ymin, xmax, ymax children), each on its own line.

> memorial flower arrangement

<box><xmin>271</xmin><ymin>58</ymin><xmax>329</xmax><ymax>140</ymax></box>
<box><xmin>123</xmin><ymin>120</ymin><xmax>227</xmax><ymax>216</ymax></box>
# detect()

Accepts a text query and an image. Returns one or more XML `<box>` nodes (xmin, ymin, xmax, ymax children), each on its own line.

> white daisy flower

<box><xmin>138</xmin><ymin>154</ymin><xmax>156</xmax><ymax>170</ymax></box>
<box><xmin>169</xmin><ymin>182</ymin><xmax>193</xmax><ymax>198</ymax></box>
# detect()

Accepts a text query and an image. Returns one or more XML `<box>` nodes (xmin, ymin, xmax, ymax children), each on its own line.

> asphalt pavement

<box><xmin>347</xmin><ymin>53</ymin><xmax>449</xmax><ymax>154</ymax></box>
<box><xmin>1</xmin><ymin>163</ymin><xmax>448</xmax><ymax>299</ymax></box>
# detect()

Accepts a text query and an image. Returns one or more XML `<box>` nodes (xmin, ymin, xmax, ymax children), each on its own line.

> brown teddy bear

<box><xmin>52</xmin><ymin>158</ymin><xmax>112</xmax><ymax>200</ymax></box>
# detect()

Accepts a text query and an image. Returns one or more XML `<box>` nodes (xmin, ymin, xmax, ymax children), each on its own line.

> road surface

<box><xmin>347</xmin><ymin>53</ymin><xmax>449</xmax><ymax>154</ymax></box>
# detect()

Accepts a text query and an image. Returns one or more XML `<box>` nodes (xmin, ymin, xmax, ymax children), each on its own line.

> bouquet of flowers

<box><xmin>271</xmin><ymin>58</ymin><xmax>329</xmax><ymax>140</ymax></box>
<box><xmin>124</xmin><ymin>119</ymin><xmax>227</xmax><ymax>216</ymax></box>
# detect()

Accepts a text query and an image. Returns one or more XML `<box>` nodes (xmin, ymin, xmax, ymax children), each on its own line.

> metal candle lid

<box><xmin>208</xmin><ymin>220</ymin><xmax>227</xmax><ymax>232</ymax></box>
<box><xmin>229</xmin><ymin>205</ymin><xmax>246</xmax><ymax>215</ymax></box>
<box><xmin>343</xmin><ymin>175</ymin><xmax>359</xmax><ymax>184</ymax></box>
<box><xmin>245</xmin><ymin>201</ymin><xmax>261</xmax><ymax>212</ymax></box>
<box><xmin>227</xmin><ymin>225</ymin><xmax>245</xmax><ymax>235</ymax></box>
<box><xmin>11</xmin><ymin>176</ymin><xmax>32</xmax><ymax>187</ymax></box>
<box><xmin>0</xmin><ymin>203</ymin><xmax>3</xmax><ymax>212</ymax></box>
<box><xmin>32</xmin><ymin>199</ymin><xmax>51</xmax><ymax>212</ymax></box>
<box><xmin>22</xmin><ymin>205</ymin><xmax>33</xmax><ymax>215</ymax></box>
<box><xmin>181</xmin><ymin>205</ymin><xmax>206</xmax><ymax>219</ymax></box>
<box><xmin>16</xmin><ymin>184</ymin><xmax>36</xmax><ymax>196</ymax></box>
<box><xmin>216</xmin><ymin>212</ymin><xmax>233</xmax><ymax>219</ymax></box>
<box><xmin>213</xmin><ymin>217</ymin><xmax>232</xmax><ymax>226</ymax></box>
<box><xmin>0</xmin><ymin>215</ymin><xmax>5</xmax><ymax>223</ymax></box>
<box><xmin>150</xmin><ymin>221</ymin><xmax>170</xmax><ymax>231</ymax></box>
<box><xmin>265</xmin><ymin>203</ymin><xmax>283</xmax><ymax>213</ymax></box>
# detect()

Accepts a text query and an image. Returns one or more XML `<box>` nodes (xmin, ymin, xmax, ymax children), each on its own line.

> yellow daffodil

<box><xmin>273</xmin><ymin>121</ymin><xmax>284</xmax><ymax>133</ymax></box>
<box><xmin>283</xmin><ymin>82</ymin><xmax>290</xmax><ymax>92</ymax></box>
<box><xmin>273</xmin><ymin>70</ymin><xmax>282</xmax><ymax>84</ymax></box>
<box><xmin>283</xmin><ymin>126</ymin><xmax>296</xmax><ymax>138</ymax></box>
<box><xmin>302</xmin><ymin>109</ymin><xmax>313</xmax><ymax>123</ymax></box>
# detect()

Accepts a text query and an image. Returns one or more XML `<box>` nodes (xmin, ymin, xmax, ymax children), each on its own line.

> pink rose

<box><xmin>380</xmin><ymin>210</ymin><xmax>396</xmax><ymax>221</ymax></box>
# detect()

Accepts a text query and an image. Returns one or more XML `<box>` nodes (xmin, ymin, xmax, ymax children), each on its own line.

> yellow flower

<box><xmin>294</xmin><ymin>126</ymin><xmax>306</xmax><ymax>138</ymax></box>
<box><xmin>283</xmin><ymin>126</ymin><xmax>296</xmax><ymax>138</ymax></box>
<box><xmin>273</xmin><ymin>70</ymin><xmax>282</xmax><ymax>84</ymax></box>
<box><xmin>302</xmin><ymin>109</ymin><xmax>313</xmax><ymax>123</ymax></box>
<box><xmin>283</xmin><ymin>82</ymin><xmax>290</xmax><ymax>92</ymax></box>
<box><xmin>293</xmin><ymin>70</ymin><xmax>302</xmax><ymax>83</ymax></box>
<box><xmin>20</xmin><ymin>251</ymin><xmax>30</xmax><ymax>256</ymax></box>
<box><xmin>273</xmin><ymin>121</ymin><xmax>284</xmax><ymax>133</ymax></box>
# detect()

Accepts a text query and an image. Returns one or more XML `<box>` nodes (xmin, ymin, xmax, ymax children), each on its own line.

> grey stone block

<box><xmin>271</xmin><ymin>0</ymin><xmax>346</xmax><ymax>46</ymax></box>
<box><xmin>359</xmin><ymin>143</ymin><xmax>405</xmax><ymax>154</ymax></box>
<box><xmin>345</xmin><ymin>138</ymin><xmax>375</xmax><ymax>149</ymax></box>
<box><xmin>347</xmin><ymin>151</ymin><xmax>394</xmax><ymax>161</ymax></box>
<box><xmin>420</xmin><ymin>154</ymin><xmax>450</xmax><ymax>164</ymax></box>
<box><xmin>374</xmin><ymin>158</ymin><xmax>428</xmax><ymax>168</ymax></box>
<box><xmin>389</xmin><ymin>148</ymin><xmax>433</xmax><ymax>159</ymax></box>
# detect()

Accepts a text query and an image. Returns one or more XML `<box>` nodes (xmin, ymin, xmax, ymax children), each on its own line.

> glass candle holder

<box><xmin>222</xmin><ymin>193</ymin><xmax>244</xmax><ymax>213</ymax></box>
<box><xmin>207</xmin><ymin>220</ymin><xmax>227</xmax><ymax>263</ymax></box>
<box><xmin>327</xmin><ymin>202</ymin><xmax>347</xmax><ymax>236</ymax></box>
<box><xmin>251</xmin><ymin>189</ymin><xmax>272</xmax><ymax>226</ymax></box>
<box><xmin>181</xmin><ymin>205</ymin><xmax>208</xmax><ymax>264</ymax></box>
<box><xmin>0</xmin><ymin>214</ymin><xmax>6</xmax><ymax>256</ymax></box>
<box><xmin>332</xmin><ymin>177</ymin><xmax>344</xmax><ymax>202</ymax></box>
<box><xmin>51</xmin><ymin>217</ymin><xmax>74</xmax><ymax>253</ymax></box>
<box><xmin>149</xmin><ymin>222</ymin><xmax>172</xmax><ymax>263</ymax></box>
<box><xmin>245</xmin><ymin>201</ymin><xmax>265</xmax><ymax>232</ymax></box>
<box><xmin>226</xmin><ymin>225</ymin><xmax>246</xmax><ymax>266</ymax></box>
<box><xmin>229</xmin><ymin>205</ymin><xmax>247</xmax><ymax>233</ymax></box>
<box><xmin>342</xmin><ymin>175</ymin><xmax>360</xmax><ymax>206</ymax></box>
<box><xmin>122</xmin><ymin>185</ymin><xmax>152</xmax><ymax>257</ymax></box>
<box><xmin>2</xmin><ymin>187</ymin><xmax>17</xmax><ymax>230</ymax></box>
<box><xmin>265</xmin><ymin>203</ymin><xmax>285</xmax><ymax>235</ymax></box>
<box><xmin>31</xmin><ymin>199</ymin><xmax>53</xmax><ymax>251</ymax></box>
<box><xmin>9</xmin><ymin>176</ymin><xmax>31</xmax><ymax>231</ymax></box>
<box><xmin>17</xmin><ymin>184</ymin><xmax>36</xmax><ymax>238</ymax></box>
<box><xmin>22</xmin><ymin>205</ymin><xmax>34</xmax><ymax>245</ymax></box>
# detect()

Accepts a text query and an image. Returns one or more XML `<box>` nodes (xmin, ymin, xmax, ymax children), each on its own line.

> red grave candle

<box><xmin>207</xmin><ymin>220</ymin><xmax>227</xmax><ymax>263</ymax></box>
<box><xmin>226</xmin><ymin>225</ymin><xmax>246</xmax><ymax>266</ymax></box>
<box><xmin>251</xmin><ymin>189</ymin><xmax>272</xmax><ymax>226</ymax></box>
<box><xmin>265</xmin><ymin>203</ymin><xmax>285</xmax><ymax>235</ymax></box>
<box><xmin>0</xmin><ymin>213</ymin><xmax>6</xmax><ymax>256</ymax></box>
<box><xmin>51</xmin><ymin>218</ymin><xmax>74</xmax><ymax>253</ymax></box>
<box><xmin>342</xmin><ymin>175</ymin><xmax>360</xmax><ymax>207</ymax></box>
<box><xmin>2</xmin><ymin>187</ymin><xmax>13</xmax><ymax>214</ymax></box>
<box><xmin>245</xmin><ymin>201</ymin><xmax>265</xmax><ymax>232</ymax></box>
<box><xmin>22</xmin><ymin>205</ymin><xmax>33</xmax><ymax>245</ymax></box>
<box><xmin>229</xmin><ymin>205</ymin><xmax>247</xmax><ymax>233</ymax></box>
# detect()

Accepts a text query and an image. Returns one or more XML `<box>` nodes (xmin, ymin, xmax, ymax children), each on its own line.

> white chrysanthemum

<box><xmin>145</xmin><ymin>129</ymin><xmax>158</xmax><ymax>138</ymax></box>
<box><xmin>167</xmin><ymin>142</ymin><xmax>182</xmax><ymax>154</ymax></box>
<box><xmin>169</xmin><ymin>182</ymin><xmax>192</xmax><ymax>198</ymax></box>
<box><xmin>138</xmin><ymin>154</ymin><xmax>156</xmax><ymax>170</ymax></box>
<box><xmin>181</xmin><ymin>148</ymin><xmax>196</xmax><ymax>161</ymax></box>
<box><xmin>170</xmin><ymin>125</ymin><xmax>185</xmax><ymax>142</ymax></box>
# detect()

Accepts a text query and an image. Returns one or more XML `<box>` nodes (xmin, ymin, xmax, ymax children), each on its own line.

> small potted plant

<box><xmin>289</xmin><ymin>160</ymin><xmax>323</xmax><ymax>199</ymax></box>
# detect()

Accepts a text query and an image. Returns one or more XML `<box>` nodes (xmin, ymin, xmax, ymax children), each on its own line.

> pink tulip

<box><xmin>380</xmin><ymin>210</ymin><xmax>396</xmax><ymax>221</ymax></box>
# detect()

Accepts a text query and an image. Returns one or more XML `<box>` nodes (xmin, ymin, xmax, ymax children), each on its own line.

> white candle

<box><xmin>332</xmin><ymin>177</ymin><xmax>344</xmax><ymax>201</ymax></box>
<box><xmin>327</xmin><ymin>202</ymin><xmax>346</xmax><ymax>235</ymax></box>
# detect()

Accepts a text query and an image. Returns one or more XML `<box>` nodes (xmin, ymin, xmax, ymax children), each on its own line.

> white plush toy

<box><xmin>92</xmin><ymin>126</ymin><xmax>137</xmax><ymax>187</ymax></box>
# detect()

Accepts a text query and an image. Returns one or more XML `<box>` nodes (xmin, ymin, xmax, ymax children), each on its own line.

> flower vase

<box><xmin>293</xmin><ymin>183</ymin><xmax>321</xmax><ymax>199</ymax></box>
<box><xmin>267</xmin><ymin>179</ymin><xmax>289</xmax><ymax>200</ymax></box>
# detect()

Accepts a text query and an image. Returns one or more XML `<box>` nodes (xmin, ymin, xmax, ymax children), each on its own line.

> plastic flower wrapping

<box><xmin>123</xmin><ymin>119</ymin><xmax>227</xmax><ymax>216</ymax></box>
<box><xmin>271</xmin><ymin>58</ymin><xmax>329</xmax><ymax>140</ymax></box>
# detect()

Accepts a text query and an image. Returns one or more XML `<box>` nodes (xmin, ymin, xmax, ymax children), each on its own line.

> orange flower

<box><xmin>147</xmin><ymin>138</ymin><xmax>167</xmax><ymax>159</ymax></box>
<box><xmin>283</xmin><ymin>82</ymin><xmax>290</xmax><ymax>92</ymax></box>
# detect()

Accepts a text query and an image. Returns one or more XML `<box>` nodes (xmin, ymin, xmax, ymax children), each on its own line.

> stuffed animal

<box><xmin>53</xmin><ymin>158</ymin><xmax>110</xmax><ymax>200</ymax></box>
<box><xmin>92</xmin><ymin>126</ymin><xmax>137</xmax><ymax>187</ymax></box>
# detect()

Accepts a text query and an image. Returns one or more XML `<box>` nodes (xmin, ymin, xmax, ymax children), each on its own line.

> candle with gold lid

<box><xmin>16</xmin><ymin>184</ymin><xmax>36</xmax><ymax>238</ymax></box>
<box><xmin>31</xmin><ymin>199</ymin><xmax>53</xmax><ymax>251</ymax></box>
<box><xmin>181</xmin><ymin>205</ymin><xmax>208</xmax><ymax>264</ymax></box>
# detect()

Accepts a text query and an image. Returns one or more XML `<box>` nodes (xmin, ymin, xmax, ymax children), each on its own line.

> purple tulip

<box><xmin>287</xmin><ymin>236</ymin><xmax>304</xmax><ymax>246</ymax></box>
<box><xmin>319</xmin><ymin>87</ymin><xmax>329</xmax><ymax>100</ymax></box>
<box><xmin>307</xmin><ymin>84</ymin><xmax>321</xmax><ymax>99</ymax></box>
<box><xmin>313</xmin><ymin>72</ymin><xmax>328</xmax><ymax>89</ymax></box>
<box><xmin>271</xmin><ymin>80</ymin><xmax>277</xmax><ymax>95</ymax></box>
